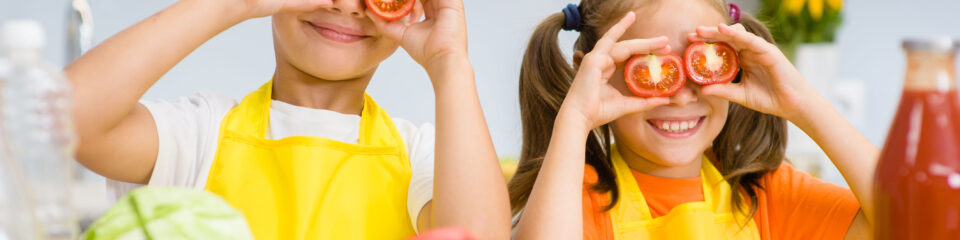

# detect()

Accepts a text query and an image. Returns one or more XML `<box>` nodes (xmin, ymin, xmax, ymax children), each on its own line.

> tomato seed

<box><xmin>376</xmin><ymin>0</ymin><xmax>407</xmax><ymax>11</ymax></box>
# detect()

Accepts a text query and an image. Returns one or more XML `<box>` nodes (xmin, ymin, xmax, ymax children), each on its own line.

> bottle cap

<box><xmin>2</xmin><ymin>20</ymin><xmax>46</xmax><ymax>50</ymax></box>
<box><xmin>903</xmin><ymin>37</ymin><xmax>959</xmax><ymax>52</ymax></box>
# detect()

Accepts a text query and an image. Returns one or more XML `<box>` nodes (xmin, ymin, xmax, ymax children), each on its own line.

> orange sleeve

<box><xmin>759</xmin><ymin>163</ymin><xmax>861</xmax><ymax>240</ymax></box>
<box><xmin>582</xmin><ymin>164</ymin><xmax>613</xmax><ymax>240</ymax></box>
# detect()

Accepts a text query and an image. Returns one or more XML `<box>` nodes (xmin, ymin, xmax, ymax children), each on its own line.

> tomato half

<box><xmin>624</xmin><ymin>53</ymin><xmax>686</xmax><ymax>97</ymax></box>
<box><xmin>366</xmin><ymin>0</ymin><xmax>416</xmax><ymax>22</ymax></box>
<box><xmin>684</xmin><ymin>41</ymin><xmax>739</xmax><ymax>85</ymax></box>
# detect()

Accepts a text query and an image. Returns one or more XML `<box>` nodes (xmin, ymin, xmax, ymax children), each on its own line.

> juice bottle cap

<box><xmin>1</xmin><ymin>20</ymin><xmax>46</xmax><ymax>50</ymax></box>
<box><xmin>903</xmin><ymin>37</ymin><xmax>959</xmax><ymax>52</ymax></box>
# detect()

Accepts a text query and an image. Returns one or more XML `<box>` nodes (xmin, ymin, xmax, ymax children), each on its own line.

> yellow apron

<box><xmin>608</xmin><ymin>146</ymin><xmax>760</xmax><ymax>240</ymax></box>
<box><xmin>204</xmin><ymin>81</ymin><xmax>416</xmax><ymax>239</ymax></box>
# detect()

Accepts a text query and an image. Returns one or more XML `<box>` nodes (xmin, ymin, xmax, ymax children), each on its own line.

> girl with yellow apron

<box><xmin>204</xmin><ymin>81</ymin><xmax>415</xmax><ymax>239</ymax></box>
<box><xmin>607</xmin><ymin>146</ymin><xmax>760</xmax><ymax>240</ymax></box>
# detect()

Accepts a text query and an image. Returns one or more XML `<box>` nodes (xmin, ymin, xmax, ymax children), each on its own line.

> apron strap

<box><xmin>224</xmin><ymin>80</ymin><xmax>404</xmax><ymax>152</ymax></box>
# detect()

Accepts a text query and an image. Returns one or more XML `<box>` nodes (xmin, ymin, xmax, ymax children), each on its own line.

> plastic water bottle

<box><xmin>0</xmin><ymin>20</ymin><xmax>78</xmax><ymax>240</ymax></box>
<box><xmin>0</xmin><ymin>155</ymin><xmax>40</xmax><ymax>240</ymax></box>
<box><xmin>0</xmin><ymin>56</ymin><xmax>41</xmax><ymax>240</ymax></box>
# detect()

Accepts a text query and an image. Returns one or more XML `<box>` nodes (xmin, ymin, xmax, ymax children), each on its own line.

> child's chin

<box><xmin>651</xmin><ymin>148</ymin><xmax>704</xmax><ymax>167</ymax></box>
<box><xmin>299</xmin><ymin>59</ymin><xmax>373</xmax><ymax>79</ymax></box>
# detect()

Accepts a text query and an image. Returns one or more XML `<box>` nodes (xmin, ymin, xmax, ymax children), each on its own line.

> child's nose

<box><xmin>668</xmin><ymin>82</ymin><xmax>700</xmax><ymax>107</ymax></box>
<box><xmin>330</xmin><ymin>0</ymin><xmax>366</xmax><ymax>18</ymax></box>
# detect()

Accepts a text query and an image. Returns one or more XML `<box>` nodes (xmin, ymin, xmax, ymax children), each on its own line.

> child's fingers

<box><xmin>620</xmin><ymin>96</ymin><xmax>670</xmax><ymax>115</ymax></box>
<box><xmin>687</xmin><ymin>32</ymin><xmax>711</xmax><ymax>44</ymax></box>
<box><xmin>593</xmin><ymin>12</ymin><xmax>636</xmax><ymax>53</ymax></box>
<box><xmin>698</xmin><ymin>24</ymin><xmax>773</xmax><ymax>56</ymax></box>
<box><xmin>407</xmin><ymin>0</ymin><xmax>425</xmax><ymax>25</ymax></box>
<box><xmin>368</xmin><ymin>9</ymin><xmax>407</xmax><ymax>41</ymax></box>
<box><xmin>692</xmin><ymin>26</ymin><xmax>733</xmax><ymax>45</ymax></box>
<box><xmin>694</xmin><ymin>25</ymin><xmax>750</xmax><ymax>50</ymax></box>
<box><xmin>726</xmin><ymin>23</ymin><xmax>748</xmax><ymax>33</ymax></box>
<box><xmin>716</xmin><ymin>24</ymin><xmax>778</xmax><ymax>56</ymax></box>
<box><xmin>419</xmin><ymin>0</ymin><xmax>436</xmax><ymax>20</ymax></box>
<box><xmin>694</xmin><ymin>24</ymin><xmax>787</xmax><ymax>71</ymax></box>
<box><xmin>420</xmin><ymin>0</ymin><xmax>464</xmax><ymax>20</ymax></box>
<box><xmin>608</xmin><ymin>37</ymin><xmax>670</xmax><ymax>63</ymax></box>
<box><xmin>700</xmin><ymin>83</ymin><xmax>747</xmax><ymax>105</ymax></box>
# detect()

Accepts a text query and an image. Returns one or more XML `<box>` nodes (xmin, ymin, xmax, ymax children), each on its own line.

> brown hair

<box><xmin>508</xmin><ymin>0</ymin><xmax>787</xmax><ymax>221</ymax></box>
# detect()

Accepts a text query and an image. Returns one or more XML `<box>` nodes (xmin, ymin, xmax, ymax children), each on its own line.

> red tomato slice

<box><xmin>624</xmin><ymin>53</ymin><xmax>686</xmax><ymax>97</ymax></box>
<box><xmin>366</xmin><ymin>0</ymin><xmax>416</xmax><ymax>22</ymax></box>
<box><xmin>684</xmin><ymin>41</ymin><xmax>739</xmax><ymax>85</ymax></box>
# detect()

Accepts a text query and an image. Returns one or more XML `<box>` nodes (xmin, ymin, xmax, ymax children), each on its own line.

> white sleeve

<box><xmin>105</xmin><ymin>91</ymin><xmax>236</xmax><ymax>199</ymax></box>
<box><xmin>394</xmin><ymin>119</ymin><xmax>435</xmax><ymax>233</ymax></box>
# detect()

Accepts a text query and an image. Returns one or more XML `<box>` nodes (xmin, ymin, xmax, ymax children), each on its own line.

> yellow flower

<box><xmin>809</xmin><ymin>0</ymin><xmax>824</xmax><ymax>20</ymax></box>
<box><xmin>827</xmin><ymin>0</ymin><xmax>843</xmax><ymax>10</ymax></box>
<box><xmin>784</xmin><ymin>0</ymin><xmax>806</xmax><ymax>16</ymax></box>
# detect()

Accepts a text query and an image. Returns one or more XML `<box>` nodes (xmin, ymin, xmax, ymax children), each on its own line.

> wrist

<box><xmin>425</xmin><ymin>52</ymin><xmax>473</xmax><ymax>90</ymax></box>
<box><xmin>424</xmin><ymin>51</ymin><xmax>470</xmax><ymax>73</ymax></box>
<box><xmin>790</xmin><ymin>94</ymin><xmax>837</xmax><ymax>132</ymax></box>
<box><xmin>555</xmin><ymin>106</ymin><xmax>594</xmax><ymax>136</ymax></box>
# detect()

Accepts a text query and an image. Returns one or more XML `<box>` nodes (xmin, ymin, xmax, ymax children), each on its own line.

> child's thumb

<box><xmin>622</xmin><ymin>96</ymin><xmax>670</xmax><ymax>115</ymax></box>
<box><xmin>367</xmin><ymin>9</ymin><xmax>407</xmax><ymax>41</ymax></box>
<box><xmin>701</xmin><ymin>83</ymin><xmax>746</xmax><ymax>105</ymax></box>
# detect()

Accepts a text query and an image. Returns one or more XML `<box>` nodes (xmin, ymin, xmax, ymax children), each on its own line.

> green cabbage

<box><xmin>81</xmin><ymin>187</ymin><xmax>252</xmax><ymax>240</ymax></box>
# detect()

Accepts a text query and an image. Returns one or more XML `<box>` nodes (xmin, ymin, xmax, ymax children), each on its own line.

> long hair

<box><xmin>509</xmin><ymin>0</ymin><xmax>787</xmax><ymax>220</ymax></box>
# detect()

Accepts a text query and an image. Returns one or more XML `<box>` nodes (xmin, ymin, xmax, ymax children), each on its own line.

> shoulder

<box><xmin>136</xmin><ymin>91</ymin><xmax>238</xmax><ymax>193</ymax></box>
<box><xmin>756</xmin><ymin>161</ymin><xmax>860</xmax><ymax>239</ymax></box>
<box><xmin>584</xmin><ymin>163</ymin><xmax>600</xmax><ymax>185</ymax></box>
<box><xmin>390</xmin><ymin>117</ymin><xmax>435</xmax><ymax>152</ymax></box>
<box><xmin>759</xmin><ymin>161</ymin><xmax>821</xmax><ymax>188</ymax></box>
<box><xmin>140</xmin><ymin>91</ymin><xmax>237</xmax><ymax>120</ymax></box>
<box><xmin>390</xmin><ymin>117</ymin><xmax>435</xmax><ymax>138</ymax></box>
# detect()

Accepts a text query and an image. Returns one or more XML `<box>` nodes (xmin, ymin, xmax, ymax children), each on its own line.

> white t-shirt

<box><xmin>106</xmin><ymin>91</ymin><xmax>435</xmax><ymax>230</ymax></box>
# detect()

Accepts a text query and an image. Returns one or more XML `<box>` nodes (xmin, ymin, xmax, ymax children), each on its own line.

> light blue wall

<box><xmin>832</xmin><ymin>0</ymin><xmax>960</xmax><ymax>146</ymax></box>
<box><xmin>2</xmin><ymin>0</ymin><xmax>959</xmax><ymax>158</ymax></box>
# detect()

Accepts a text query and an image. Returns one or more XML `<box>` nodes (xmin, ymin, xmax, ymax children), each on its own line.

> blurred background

<box><xmin>1</xmin><ymin>0</ymin><xmax>959</xmax><ymax>229</ymax></box>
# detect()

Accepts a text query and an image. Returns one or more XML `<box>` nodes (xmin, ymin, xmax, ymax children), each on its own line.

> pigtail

<box><xmin>509</xmin><ymin>11</ymin><xmax>619</xmax><ymax>215</ymax></box>
<box><xmin>509</xmin><ymin>13</ymin><xmax>571</xmax><ymax>216</ymax></box>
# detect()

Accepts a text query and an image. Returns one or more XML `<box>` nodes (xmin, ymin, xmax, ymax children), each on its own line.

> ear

<box><xmin>573</xmin><ymin>50</ymin><xmax>585</xmax><ymax>70</ymax></box>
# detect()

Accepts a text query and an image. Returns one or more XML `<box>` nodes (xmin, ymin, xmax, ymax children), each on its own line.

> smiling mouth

<box><xmin>305</xmin><ymin>21</ymin><xmax>369</xmax><ymax>43</ymax></box>
<box><xmin>646</xmin><ymin>117</ymin><xmax>706</xmax><ymax>138</ymax></box>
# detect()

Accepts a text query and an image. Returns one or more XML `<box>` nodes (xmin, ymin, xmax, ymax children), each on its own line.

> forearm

<box><xmin>65</xmin><ymin>0</ymin><xmax>244</xmax><ymax>138</ymax></box>
<box><xmin>427</xmin><ymin>55</ymin><xmax>510</xmax><ymax>239</ymax></box>
<box><xmin>793</xmin><ymin>95</ymin><xmax>879</xmax><ymax>224</ymax></box>
<box><xmin>513</xmin><ymin>111</ymin><xmax>590</xmax><ymax>239</ymax></box>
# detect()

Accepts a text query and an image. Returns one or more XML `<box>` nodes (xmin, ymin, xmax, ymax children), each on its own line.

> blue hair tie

<box><xmin>561</xmin><ymin>3</ymin><xmax>582</xmax><ymax>32</ymax></box>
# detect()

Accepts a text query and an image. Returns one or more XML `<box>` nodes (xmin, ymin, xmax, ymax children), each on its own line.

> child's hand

<box><xmin>689</xmin><ymin>24</ymin><xmax>821</xmax><ymax>122</ymax></box>
<box><xmin>558</xmin><ymin>12</ymin><xmax>671</xmax><ymax>132</ymax></box>
<box><xmin>230</xmin><ymin>0</ymin><xmax>332</xmax><ymax>20</ymax></box>
<box><xmin>368</xmin><ymin>0</ymin><xmax>467</xmax><ymax>72</ymax></box>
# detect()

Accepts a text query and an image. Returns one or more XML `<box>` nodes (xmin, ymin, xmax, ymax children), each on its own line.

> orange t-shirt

<box><xmin>582</xmin><ymin>160</ymin><xmax>860</xmax><ymax>240</ymax></box>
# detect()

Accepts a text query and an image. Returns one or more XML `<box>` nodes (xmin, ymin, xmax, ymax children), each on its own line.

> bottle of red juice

<box><xmin>875</xmin><ymin>37</ymin><xmax>960</xmax><ymax>239</ymax></box>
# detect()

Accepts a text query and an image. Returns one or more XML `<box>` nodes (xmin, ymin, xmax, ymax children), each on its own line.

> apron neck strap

<box><xmin>225</xmin><ymin>80</ymin><xmax>397</xmax><ymax>148</ymax></box>
<box><xmin>225</xmin><ymin>81</ymin><xmax>274</xmax><ymax>137</ymax></box>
